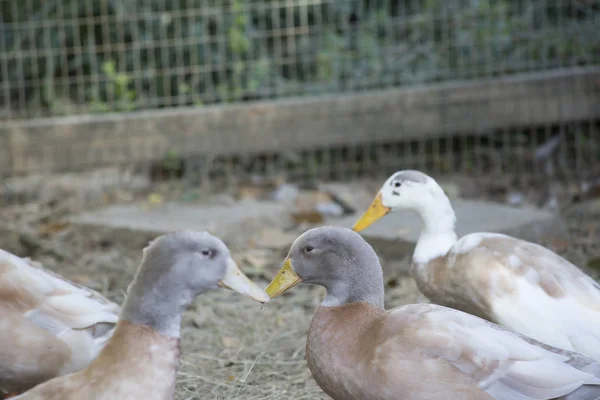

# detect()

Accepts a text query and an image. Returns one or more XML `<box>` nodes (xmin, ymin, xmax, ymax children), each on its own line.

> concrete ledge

<box><xmin>71</xmin><ymin>201</ymin><xmax>290</xmax><ymax>249</ymax></box>
<box><xmin>1</xmin><ymin>67</ymin><xmax>599</xmax><ymax>176</ymax></box>
<box><xmin>69</xmin><ymin>197</ymin><xmax>567</xmax><ymax>260</ymax></box>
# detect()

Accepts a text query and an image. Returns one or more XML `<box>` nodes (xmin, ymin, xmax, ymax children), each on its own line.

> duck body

<box><xmin>352</xmin><ymin>170</ymin><xmax>600</xmax><ymax>361</ymax></box>
<box><xmin>265</xmin><ymin>226</ymin><xmax>600</xmax><ymax>400</ymax></box>
<box><xmin>307</xmin><ymin>301</ymin><xmax>600</xmax><ymax>400</ymax></box>
<box><xmin>14</xmin><ymin>321</ymin><xmax>179</xmax><ymax>400</ymax></box>
<box><xmin>307</xmin><ymin>304</ymin><xmax>495</xmax><ymax>400</ymax></box>
<box><xmin>0</xmin><ymin>249</ymin><xmax>120</xmax><ymax>393</ymax></box>
<box><xmin>412</xmin><ymin>232</ymin><xmax>600</xmax><ymax>360</ymax></box>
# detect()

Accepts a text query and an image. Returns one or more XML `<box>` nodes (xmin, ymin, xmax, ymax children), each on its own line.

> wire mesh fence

<box><xmin>1</xmin><ymin>0</ymin><xmax>599</xmax><ymax>119</ymax></box>
<box><xmin>0</xmin><ymin>0</ymin><xmax>599</xmax><ymax>202</ymax></box>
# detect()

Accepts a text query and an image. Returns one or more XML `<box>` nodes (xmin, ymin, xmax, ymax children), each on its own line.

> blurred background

<box><xmin>1</xmin><ymin>1</ymin><xmax>599</xmax><ymax>399</ymax></box>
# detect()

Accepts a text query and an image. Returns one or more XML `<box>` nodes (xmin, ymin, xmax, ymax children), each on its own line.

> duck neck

<box><xmin>412</xmin><ymin>194</ymin><xmax>458</xmax><ymax>265</ymax></box>
<box><xmin>321</xmin><ymin>257</ymin><xmax>385</xmax><ymax>310</ymax></box>
<box><xmin>120</xmin><ymin>260</ymin><xmax>193</xmax><ymax>339</ymax></box>
<box><xmin>87</xmin><ymin>320</ymin><xmax>180</xmax><ymax>398</ymax></box>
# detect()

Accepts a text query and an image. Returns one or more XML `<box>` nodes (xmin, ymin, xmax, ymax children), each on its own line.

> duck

<box><xmin>0</xmin><ymin>249</ymin><xmax>120</xmax><ymax>397</ymax></box>
<box><xmin>264</xmin><ymin>226</ymin><xmax>600</xmax><ymax>400</ymax></box>
<box><xmin>351</xmin><ymin>170</ymin><xmax>600</xmax><ymax>361</ymax></box>
<box><xmin>13</xmin><ymin>231</ymin><xmax>269</xmax><ymax>400</ymax></box>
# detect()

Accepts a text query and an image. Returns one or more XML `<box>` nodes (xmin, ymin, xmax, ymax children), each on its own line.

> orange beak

<box><xmin>352</xmin><ymin>193</ymin><xmax>391</xmax><ymax>232</ymax></box>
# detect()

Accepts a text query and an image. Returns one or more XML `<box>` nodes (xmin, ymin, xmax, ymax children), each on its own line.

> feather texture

<box><xmin>403</xmin><ymin>304</ymin><xmax>600</xmax><ymax>400</ymax></box>
<box><xmin>415</xmin><ymin>233</ymin><xmax>600</xmax><ymax>361</ymax></box>
<box><xmin>0</xmin><ymin>249</ymin><xmax>119</xmax><ymax>392</ymax></box>
<box><xmin>307</xmin><ymin>302</ymin><xmax>600</xmax><ymax>400</ymax></box>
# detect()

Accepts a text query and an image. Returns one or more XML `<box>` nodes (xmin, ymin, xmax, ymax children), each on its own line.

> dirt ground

<box><xmin>0</xmin><ymin>177</ymin><xmax>599</xmax><ymax>400</ymax></box>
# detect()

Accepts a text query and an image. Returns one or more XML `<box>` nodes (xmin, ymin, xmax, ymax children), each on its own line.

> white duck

<box><xmin>0</xmin><ymin>249</ymin><xmax>120</xmax><ymax>397</ymax></box>
<box><xmin>352</xmin><ymin>170</ymin><xmax>600</xmax><ymax>361</ymax></box>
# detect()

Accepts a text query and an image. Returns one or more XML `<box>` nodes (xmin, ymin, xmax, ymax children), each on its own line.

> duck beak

<box><xmin>352</xmin><ymin>193</ymin><xmax>391</xmax><ymax>232</ymax></box>
<box><xmin>219</xmin><ymin>257</ymin><xmax>270</xmax><ymax>303</ymax></box>
<box><xmin>264</xmin><ymin>258</ymin><xmax>301</xmax><ymax>299</ymax></box>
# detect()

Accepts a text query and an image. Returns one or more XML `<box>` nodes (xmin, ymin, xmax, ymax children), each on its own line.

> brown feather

<box><xmin>306</xmin><ymin>303</ymin><xmax>494</xmax><ymax>400</ymax></box>
<box><xmin>15</xmin><ymin>321</ymin><xmax>180</xmax><ymax>400</ymax></box>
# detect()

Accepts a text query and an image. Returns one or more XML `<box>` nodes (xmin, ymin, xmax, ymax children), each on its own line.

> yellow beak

<box><xmin>352</xmin><ymin>193</ymin><xmax>391</xmax><ymax>232</ymax></box>
<box><xmin>264</xmin><ymin>258</ymin><xmax>302</xmax><ymax>299</ymax></box>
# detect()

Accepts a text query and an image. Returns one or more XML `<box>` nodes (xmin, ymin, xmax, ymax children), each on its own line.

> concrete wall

<box><xmin>1</xmin><ymin>67</ymin><xmax>599</xmax><ymax>176</ymax></box>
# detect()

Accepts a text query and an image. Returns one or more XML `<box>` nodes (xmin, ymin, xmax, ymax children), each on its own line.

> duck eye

<box><xmin>394</xmin><ymin>182</ymin><xmax>401</xmax><ymax>188</ymax></box>
<box><xmin>305</xmin><ymin>246</ymin><xmax>314</xmax><ymax>253</ymax></box>
<box><xmin>201</xmin><ymin>249</ymin><xmax>211</xmax><ymax>257</ymax></box>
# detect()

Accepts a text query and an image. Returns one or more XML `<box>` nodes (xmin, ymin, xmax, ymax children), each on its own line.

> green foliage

<box><xmin>163</xmin><ymin>149</ymin><xmax>183</xmax><ymax>173</ymax></box>
<box><xmin>1</xmin><ymin>0</ymin><xmax>599</xmax><ymax>117</ymax></box>
<box><xmin>89</xmin><ymin>60</ymin><xmax>136</xmax><ymax>113</ymax></box>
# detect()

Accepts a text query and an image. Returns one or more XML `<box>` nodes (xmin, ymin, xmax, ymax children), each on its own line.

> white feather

<box><xmin>424</xmin><ymin>230</ymin><xmax>600</xmax><ymax>362</ymax></box>
<box><xmin>0</xmin><ymin>248</ymin><xmax>120</xmax><ymax>382</ymax></box>
<box><xmin>414</xmin><ymin>304</ymin><xmax>600</xmax><ymax>400</ymax></box>
<box><xmin>491</xmin><ymin>273</ymin><xmax>600</xmax><ymax>360</ymax></box>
